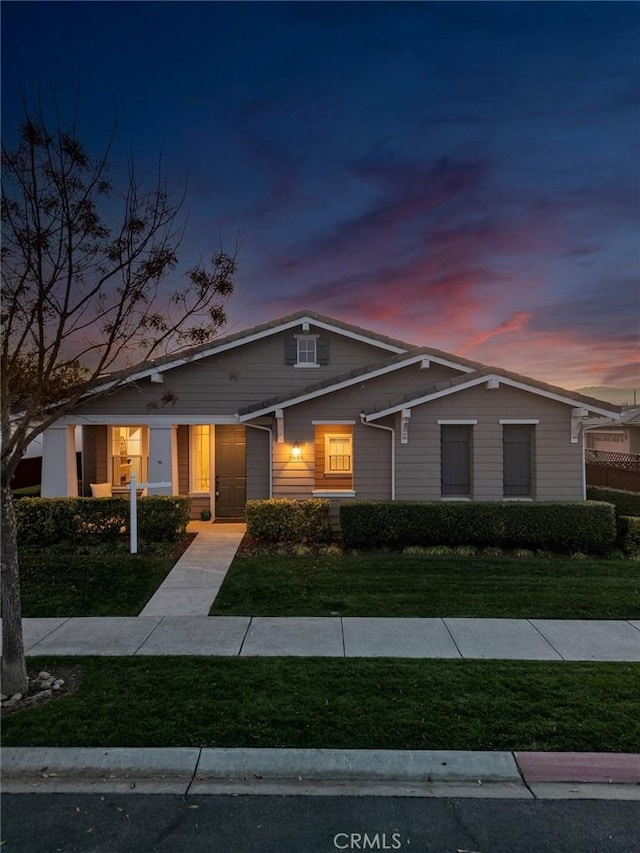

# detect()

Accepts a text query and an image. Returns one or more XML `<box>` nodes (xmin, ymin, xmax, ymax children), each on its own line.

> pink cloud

<box><xmin>458</xmin><ymin>312</ymin><xmax>533</xmax><ymax>355</ymax></box>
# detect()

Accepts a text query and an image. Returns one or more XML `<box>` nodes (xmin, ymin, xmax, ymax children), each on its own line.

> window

<box><xmin>191</xmin><ymin>425</ymin><xmax>211</xmax><ymax>493</ymax></box>
<box><xmin>441</xmin><ymin>424</ymin><xmax>472</xmax><ymax>496</ymax></box>
<box><xmin>325</xmin><ymin>434</ymin><xmax>352</xmax><ymax>474</ymax></box>
<box><xmin>297</xmin><ymin>335</ymin><xmax>317</xmax><ymax>365</ymax></box>
<box><xmin>503</xmin><ymin>424</ymin><xmax>533</xmax><ymax>497</ymax></box>
<box><xmin>111</xmin><ymin>426</ymin><xmax>147</xmax><ymax>486</ymax></box>
<box><xmin>285</xmin><ymin>334</ymin><xmax>329</xmax><ymax>366</ymax></box>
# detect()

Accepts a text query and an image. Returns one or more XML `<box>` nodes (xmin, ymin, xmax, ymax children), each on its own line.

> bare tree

<box><xmin>1</xmin><ymin>112</ymin><xmax>236</xmax><ymax>695</ymax></box>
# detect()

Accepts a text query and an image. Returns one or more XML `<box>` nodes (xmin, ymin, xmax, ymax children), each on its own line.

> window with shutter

<box><xmin>441</xmin><ymin>424</ymin><xmax>472</xmax><ymax>496</ymax></box>
<box><xmin>503</xmin><ymin>424</ymin><xmax>533</xmax><ymax>496</ymax></box>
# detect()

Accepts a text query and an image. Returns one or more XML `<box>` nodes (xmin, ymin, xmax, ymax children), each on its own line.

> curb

<box><xmin>2</xmin><ymin>748</ymin><xmax>639</xmax><ymax>799</ymax></box>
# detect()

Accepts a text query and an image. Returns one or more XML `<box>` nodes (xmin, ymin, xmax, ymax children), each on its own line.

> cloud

<box><xmin>459</xmin><ymin>312</ymin><xmax>533</xmax><ymax>355</ymax></box>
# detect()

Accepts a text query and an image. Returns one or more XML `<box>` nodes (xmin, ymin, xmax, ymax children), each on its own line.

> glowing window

<box><xmin>191</xmin><ymin>425</ymin><xmax>211</xmax><ymax>493</ymax></box>
<box><xmin>325</xmin><ymin>434</ymin><xmax>352</xmax><ymax>474</ymax></box>
<box><xmin>111</xmin><ymin>426</ymin><xmax>147</xmax><ymax>485</ymax></box>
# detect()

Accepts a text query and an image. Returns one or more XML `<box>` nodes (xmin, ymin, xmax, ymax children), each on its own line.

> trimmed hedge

<box><xmin>340</xmin><ymin>500</ymin><xmax>617</xmax><ymax>554</ymax></box>
<box><xmin>618</xmin><ymin>516</ymin><xmax>640</xmax><ymax>556</ymax></box>
<box><xmin>16</xmin><ymin>496</ymin><xmax>191</xmax><ymax>547</ymax></box>
<box><xmin>586</xmin><ymin>486</ymin><xmax>640</xmax><ymax>518</ymax></box>
<box><xmin>246</xmin><ymin>499</ymin><xmax>333</xmax><ymax>544</ymax></box>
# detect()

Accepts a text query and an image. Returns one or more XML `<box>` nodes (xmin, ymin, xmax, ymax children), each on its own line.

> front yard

<box><xmin>18</xmin><ymin>537</ymin><xmax>193</xmax><ymax>617</ymax></box>
<box><xmin>3</xmin><ymin>657</ymin><xmax>639</xmax><ymax>752</ymax></box>
<box><xmin>210</xmin><ymin>553</ymin><xmax>640</xmax><ymax>619</ymax></box>
<box><xmin>6</xmin><ymin>539</ymin><xmax>639</xmax><ymax>753</ymax></box>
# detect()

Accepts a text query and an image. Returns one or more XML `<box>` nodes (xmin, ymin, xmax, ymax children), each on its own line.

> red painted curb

<box><xmin>515</xmin><ymin>752</ymin><xmax>640</xmax><ymax>784</ymax></box>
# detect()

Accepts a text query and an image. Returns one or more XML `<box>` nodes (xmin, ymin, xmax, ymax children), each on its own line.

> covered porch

<box><xmin>40</xmin><ymin>419</ymin><xmax>270</xmax><ymax>521</ymax></box>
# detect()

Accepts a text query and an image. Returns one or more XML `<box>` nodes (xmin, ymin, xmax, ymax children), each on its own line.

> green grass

<box><xmin>18</xmin><ymin>538</ymin><xmax>192</xmax><ymax>617</ymax></box>
<box><xmin>210</xmin><ymin>554</ymin><xmax>640</xmax><ymax>619</ymax></box>
<box><xmin>3</xmin><ymin>657</ymin><xmax>639</xmax><ymax>752</ymax></box>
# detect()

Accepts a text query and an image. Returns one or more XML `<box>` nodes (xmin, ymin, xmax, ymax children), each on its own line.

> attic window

<box><xmin>285</xmin><ymin>334</ymin><xmax>329</xmax><ymax>367</ymax></box>
<box><xmin>296</xmin><ymin>334</ymin><xmax>318</xmax><ymax>366</ymax></box>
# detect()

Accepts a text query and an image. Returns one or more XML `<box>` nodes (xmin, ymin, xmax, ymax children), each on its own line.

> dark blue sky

<box><xmin>3</xmin><ymin>1</ymin><xmax>638</xmax><ymax>389</ymax></box>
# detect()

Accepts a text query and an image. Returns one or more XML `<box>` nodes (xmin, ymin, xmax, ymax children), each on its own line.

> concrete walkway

<box><xmin>139</xmin><ymin>521</ymin><xmax>246</xmax><ymax>616</ymax></box>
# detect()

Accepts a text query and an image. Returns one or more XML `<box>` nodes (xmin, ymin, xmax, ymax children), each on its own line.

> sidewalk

<box><xmin>19</xmin><ymin>614</ymin><xmax>640</xmax><ymax>659</ymax></box>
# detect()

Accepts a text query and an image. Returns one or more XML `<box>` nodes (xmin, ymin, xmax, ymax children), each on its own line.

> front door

<box><xmin>215</xmin><ymin>425</ymin><xmax>246</xmax><ymax>519</ymax></box>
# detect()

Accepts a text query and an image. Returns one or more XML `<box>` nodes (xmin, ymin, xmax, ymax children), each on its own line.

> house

<box><xmin>584</xmin><ymin>406</ymin><xmax>640</xmax><ymax>492</ymax></box>
<box><xmin>585</xmin><ymin>406</ymin><xmax>640</xmax><ymax>455</ymax></box>
<box><xmin>39</xmin><ymin>310</ymin><xmax>622</xmax><ymax>520</ymax></box>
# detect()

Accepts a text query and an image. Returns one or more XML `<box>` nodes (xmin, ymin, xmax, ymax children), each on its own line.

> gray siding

<box><xmin>266</xmin><ymin>362</ymin><xmax>462</xmax><ymax>502</ymax></box>
<box><xmin>82</xmin><ymin>425</ymin><xmax>108</xmax><ymax>489</ymax></box>
<box><xmin>395</xmin><ymin>384</ymin><xmax>584</xmax><ymax>501</ymax></box>
<box><xmin>177</xmin><ymin>425</ymin><xmax>190</xmax><ymax>494</ymax></box>
<box><xmin>246</xmin><ymin>426</ymin><xmax>271</xmax><ymax>500</ymax></box>
<box><xmin>72</xmin><ymin>327</ymin><xmax>396</xmax><ymax>418</ymax></box>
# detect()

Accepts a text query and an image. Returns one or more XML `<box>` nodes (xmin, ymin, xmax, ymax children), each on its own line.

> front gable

<box><xmin>70</xmin><ymin>313</ymin><xmax>416</xmax><ymax>420</ymax></box>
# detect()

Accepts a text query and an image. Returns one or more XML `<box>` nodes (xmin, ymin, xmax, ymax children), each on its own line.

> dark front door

<box><xmin>215</xmin><ymin>425</ymin><xmax>246</xmax><ymax>519</ymax></box>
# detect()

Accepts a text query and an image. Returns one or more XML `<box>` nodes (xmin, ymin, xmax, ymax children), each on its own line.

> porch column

<box><xmin>41</xmin><ymin>425</ymin><xmax>78</xmax><ymax>497</ymax></box>
<box><xmin>148</xmin><ymin>425</ymin><xmax>179</xmax><ymax>494</ymax></box>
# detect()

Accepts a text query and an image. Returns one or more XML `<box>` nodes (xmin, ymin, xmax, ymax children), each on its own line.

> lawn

<box><xmin>210</xmin><ymin>553</ymin><xmax>640</xmax><ymax>619</ymax></box>
<box><xmin>3</xmin><ymin>657</ymin><xmax>639</xmax><ymax>752</ymax></box>
<box><xmin>18</xmin><ymin>537</ymin><xmax>193</xmax><ymax>617</ymax></box>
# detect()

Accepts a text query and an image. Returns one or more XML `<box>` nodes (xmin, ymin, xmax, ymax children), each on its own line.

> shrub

<box><xmin>339</xmin><ymin>500</ymin><xmax>617</xmax><ymax>554</ymax></box>
<box><xmin>618</xmin><ymin>515</ymin><xmax>640</xmax><ymax>556</ymax></box>
<box><xmin>15</xmin><ymin>495</ymin><xmax>191</xmax><ymax>547</ymax></box>
<box><xmin>246</xmin><ymin>499</ymin><xmax>332</xmax><ymax>544</ymax></box>
<box><xmin>137</xmin><ymin>496</ymin><xmax>191</xmax><ymax>542</ymax></box>
<box><xmin>586</xmin><ymin>486</ymin><xmax>640</xmax><ymax>518</ymax></box>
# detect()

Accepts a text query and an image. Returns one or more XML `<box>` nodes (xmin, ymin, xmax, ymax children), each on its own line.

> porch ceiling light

<box><xmin>290</xmin><ymin>441</ymin><xmax>303</xmax><ymax>461</ymax></box>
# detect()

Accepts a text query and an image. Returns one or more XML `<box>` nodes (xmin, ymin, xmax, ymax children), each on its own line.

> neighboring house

<box><xmin>39</xmin><ymin>310</ymin><xmax>621</xmax><ymax>520</ymax></box>
<box><xmin>584</xmin><ymin>406</ymin><xmax>640</xmax><ymax>492</ymax></box>
<box><xmin>585</xmin><ymin>406</ymin><xmax>640</xmax><ymax>455</ymax></box>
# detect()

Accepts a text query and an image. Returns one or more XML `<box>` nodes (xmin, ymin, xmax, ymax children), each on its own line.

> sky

<box><xmin>2</xmin><ymin>1</ymin><xmax>639</xmax><ymax>392</ymax></box>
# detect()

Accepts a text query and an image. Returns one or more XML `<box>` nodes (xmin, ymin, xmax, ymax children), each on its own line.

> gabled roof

<box><xmin>364</xmin><ymin>367</ymin><xmax>623</xmax><ymax>420</ymax></box>
<box><xmin>622</xmin><ymin>406</ymin><xmax>640</xmax><ymax>424</ymax></box>
<box><xmin>88</xmin><ymin>309</ymin><xmax>417</xmax><ymax>396</ymax></box>
<box><xmin>237</xmin><ymin>347</ymin><xmax>484</xmax><ymax>420</ymax></box>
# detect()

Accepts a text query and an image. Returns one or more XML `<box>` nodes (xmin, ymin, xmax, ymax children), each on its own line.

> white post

<box><xmin>42</xmin><ymin>425</ymin><xmax>78</xmax><ymax>497</ymax></box>
<box><xmin>128</xmin><ymin>476</ymin><xmax>171</xmax><ymax>554</ymax></box>
<box><xmin>148</xmin><ymin>426</ymin><xmax>178</xmax><ymax>495</ymax></box>
<box><xmin>129</xmin><ymin>473</ymin><xmax>138</xmax><ymax>554</ymax></box>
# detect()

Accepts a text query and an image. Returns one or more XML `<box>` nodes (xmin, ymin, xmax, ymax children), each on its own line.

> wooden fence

<box><xmin>585</xmin><ymin>449</ymin><xmax>640</xmax><ymax>492</ymax></box>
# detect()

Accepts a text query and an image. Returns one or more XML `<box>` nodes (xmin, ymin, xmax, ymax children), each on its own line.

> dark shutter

<box><xmin>284</xmin><ymin>336</ymin><xmax>297</xmax><ymax>365</ymax></box>
<box><xmin>503</xmin><ymin>425</ymin><xmax>532</xmax><ymax>496</ymax></box>
<box><xmin>441</xmin><ymin>425</ymin><xmax>471</xmax><ymax>495</ymax></box>
<box><xmin>317</xmin><ymin>336</ymin><xmax>330</xmax><ymax>365</ymax></box>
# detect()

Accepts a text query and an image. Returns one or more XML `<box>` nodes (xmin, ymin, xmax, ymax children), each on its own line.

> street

<box><xmin>2</xmin><ymin>794</ymin><xmax>639</xmax><ymax>852</ymax></box>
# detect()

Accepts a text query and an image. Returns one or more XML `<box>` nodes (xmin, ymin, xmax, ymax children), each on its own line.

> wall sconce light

<box><xmin>290</xmin><ymin>441</ymin><xmax>303</xmax><ymax>461</ymax></box>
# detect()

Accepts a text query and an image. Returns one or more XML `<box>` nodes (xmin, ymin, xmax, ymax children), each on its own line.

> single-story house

<box><xmin>585</xmin><ymin>406</ymin><xmax>640</xmax><ymax>456</ymax></box>
<box><xmin>40</xmin><ymin>310</ymin><xmax>622</xmax><ymax>520</ymax></box>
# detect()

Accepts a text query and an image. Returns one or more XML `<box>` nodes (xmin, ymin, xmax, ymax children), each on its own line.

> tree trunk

<box><xmin>1</xmin><ymin>481</ymin><xmax>28</xmax><ymax>696</ymax></box>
